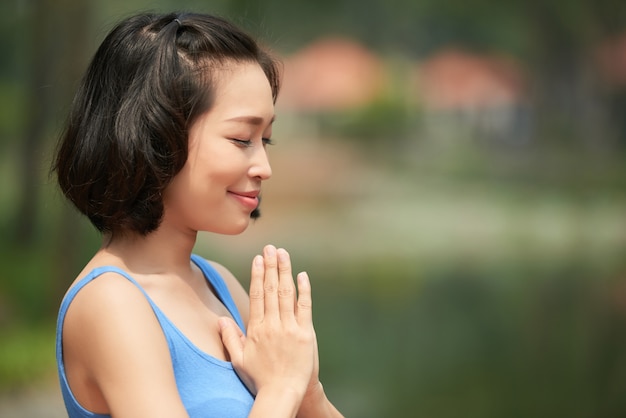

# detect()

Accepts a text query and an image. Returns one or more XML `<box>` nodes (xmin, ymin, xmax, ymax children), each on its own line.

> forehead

<box><xmin>210</xmin><ymin>62</ymin><xmax>275</xmax><ymax>121</ymax></box>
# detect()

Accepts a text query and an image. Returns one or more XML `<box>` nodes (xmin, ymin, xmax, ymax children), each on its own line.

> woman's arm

<box><xmin>62</xmin><ymin>273</ymin><xmax>189</xmax><ymax>418</ymax></box>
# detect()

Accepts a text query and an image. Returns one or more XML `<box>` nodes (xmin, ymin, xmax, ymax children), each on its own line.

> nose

<box><xmin>248</xmin><ymin>146</ymin><xmax>272</xmax><ymax>180</ymax></box>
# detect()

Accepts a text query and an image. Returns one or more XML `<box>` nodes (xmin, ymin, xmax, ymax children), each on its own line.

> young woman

<box><xmin>53</xmin><ymin>12</ymin><xmax>343</xmax><ymax>418</ymax></box>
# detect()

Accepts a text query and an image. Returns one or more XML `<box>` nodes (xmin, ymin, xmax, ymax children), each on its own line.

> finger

<box><xmin>296</xmin><ymin>272</ymin><xmax>313</xmax><ymax>326</ymax></box>
<box><xmin>276</xmin><ymin>248</ymin><xmax>296</xmax><ymax>320</ymax></box>
<box><xmin>248</xmin><ymin>255</ymin><xmax>265</xmax><ymax>322</ymax></box>
<box><xmin>263</xmin><ymin>245</ymin><xmax>279</xmax><ymax>318</ymax></box>
<box><xmin>218</xmin><ymin>317</ymin><xmax>245</xmax><ymax>366</ymax></box>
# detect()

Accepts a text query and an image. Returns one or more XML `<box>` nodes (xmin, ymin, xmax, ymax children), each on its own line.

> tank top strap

<box><xmin>56</xmin><ymin>265</ymin><xmax>161</xmax><ymax>358</ymax></box>
<box><xmin>190</xmin><ymin>254</ymin><xmax>246</xmax><ymax>332</ymax></box>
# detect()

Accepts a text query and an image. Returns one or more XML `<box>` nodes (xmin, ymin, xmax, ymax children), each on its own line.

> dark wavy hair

<box><xmin>52</xmin><ymin>12</ymin><xmax>280</xmax><ymax>235</ymax></box>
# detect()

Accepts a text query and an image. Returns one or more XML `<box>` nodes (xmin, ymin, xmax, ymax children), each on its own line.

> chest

<box><xmin>141</xmin><ymin>276</ymin><xmax>235</xmax><ymax>362</ymax></box>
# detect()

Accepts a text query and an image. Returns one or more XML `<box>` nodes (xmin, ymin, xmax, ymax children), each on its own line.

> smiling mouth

<box><xmin>231</xmin><ymin>190</ymin><xmax>259</xmax><ymax>198</ymax></box>
<box><xmin>228</xmin><ymin>191</ymin><xmax>259</xmax><ymax>210</ymax></box>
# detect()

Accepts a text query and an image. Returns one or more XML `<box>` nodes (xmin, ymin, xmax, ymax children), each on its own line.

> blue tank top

<box><xmin>56</xmin><ymin>254</ymin><xmax>254</xmax><ymax>417</ymax></box>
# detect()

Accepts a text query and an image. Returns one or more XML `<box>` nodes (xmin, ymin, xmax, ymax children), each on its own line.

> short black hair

<box><xmin>52</xmin><ymin>12</ymin><xmax>280</xmax><ymax>235</ymax></box>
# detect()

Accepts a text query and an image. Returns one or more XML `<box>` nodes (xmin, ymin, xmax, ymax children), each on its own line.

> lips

<box><xmin>228</xmin><ymin>190</ymin><xmax>260</xmax><ymax>210</ymax></box>
<box><xmin>231</xmin><ymin>190</ymin><xmax>260</xmax><ymax>199</ymax></box>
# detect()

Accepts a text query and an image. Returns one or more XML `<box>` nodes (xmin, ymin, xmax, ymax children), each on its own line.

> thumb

<box><xmin>218</xmin><ymin>317</ymin><xmax>244</xmax><ymax>364</ymax></box>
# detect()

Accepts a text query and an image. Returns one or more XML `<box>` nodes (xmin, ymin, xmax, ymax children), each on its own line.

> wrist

<box><xmin>297</xmin><ymin>381</ymin><xmax>329</xmax><ymax>417</ymax></box>
<box><xmin>304</xmin><ymin>381</ymin><xmax>325</xmax><ymax>402</ymax></box>
<box><xmin>258</xmin><ymin>383</ymin><xmax>306</xmax><ymax>401</ymax></box>
<box><xmin>251</xmin><ymin>385</ymin><xmax>305</xmax><ymax>418</ymax></box>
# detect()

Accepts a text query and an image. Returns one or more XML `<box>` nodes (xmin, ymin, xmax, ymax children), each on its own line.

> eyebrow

<box><xmin>225</xmin><ymin>115</ymin><xmax>276</xmax><ymax>125</ymax></box>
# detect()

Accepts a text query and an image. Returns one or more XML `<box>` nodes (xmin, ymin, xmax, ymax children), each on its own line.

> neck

<box><xmin>100</xmin><ymin>224</ymin><xmax>198</xmax><ymax>276</ymax></box>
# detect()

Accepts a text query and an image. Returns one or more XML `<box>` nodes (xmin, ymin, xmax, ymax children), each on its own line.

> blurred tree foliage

<box><xmin>0</xmin><ymin>0</ymin><xmax>95</xmax><ymax>325</ymax></box>
<box><xmin>198</xmin><ymin>0</ymin><xmax>626</xmax><ymax>152</ymax></box>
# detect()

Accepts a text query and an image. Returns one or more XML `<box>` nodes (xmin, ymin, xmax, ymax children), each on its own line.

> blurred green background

<box><xmin>1</xmin><ymin>0</ymin><xmax>626</xmax><ymax>416</ymax></box>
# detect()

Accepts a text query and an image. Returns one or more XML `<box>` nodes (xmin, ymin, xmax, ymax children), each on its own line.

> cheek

<box><xmin>190</xmin><ymin>139</ymin><xmax>238</xmax><ymax>174</ymax></box>
<box><xmin>169</xmin><ymin>140</ymin><xmax>247</xmax><ymax>201</ymax></box>
<box><xmin>169</xmin><ymin>160</ymin><xmax>234</xmax><ymax>205</ymax></box>
<box><xmin>197</xmin><ymin>148</ymin><xmax>249</xmax><ymax>183</ymax></box>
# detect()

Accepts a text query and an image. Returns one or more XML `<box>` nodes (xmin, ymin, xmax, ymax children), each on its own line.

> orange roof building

<box><xmin>278</xmin><ymin>38</ymin><xmax>387</xmax><ymax>111</ymax></box>
<box><xmin>415</xmin><ymin>49</ymin><xmax>526</xmax><ymax>110</ymax></box>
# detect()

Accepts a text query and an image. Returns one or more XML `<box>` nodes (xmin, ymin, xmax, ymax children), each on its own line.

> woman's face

<box><xmin>162</xmin><ymin>62</ymin><xmax>275</xmax><ymax>235</ymax></box>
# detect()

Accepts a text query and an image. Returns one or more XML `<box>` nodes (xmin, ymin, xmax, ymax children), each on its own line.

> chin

<box><xmin>208</xmin><ymin>204</ymin><xmax>261</xmax><ymax>235</ymax></box>
<box><xmin>219</xmin><ymin>217</ymin><xmax>252</xmax><ymax>236</ymax></box>
<box><xmin>226</xmin><ymin>226</ymin><xmax>249</xmax><ymax>236</ymax></box>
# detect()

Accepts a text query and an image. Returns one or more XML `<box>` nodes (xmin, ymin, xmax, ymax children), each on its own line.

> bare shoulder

<box><xmin>63</xmin><ymin>270</ymin><xmax>169</xmax><ymax>375</ymax></box>
<box><xmin>64</xmin><ymin>270</ymin><xmax>155</xmax><ymax>332</ymax></box>
<box><xmin>62</xmin><ymin>271</ymin><xmax>186</xmax><ymax>416</ymax></box>
<box><xmin>206</xmin><ymin>260</ymin><xmax>250</xmax><ymax>326</ymax></box>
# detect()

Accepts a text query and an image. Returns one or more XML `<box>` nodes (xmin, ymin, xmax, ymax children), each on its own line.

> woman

<box><xmin>53</xmin><ymin>11</ymin><xmax>343</xmax><ymax>418</ymax></box>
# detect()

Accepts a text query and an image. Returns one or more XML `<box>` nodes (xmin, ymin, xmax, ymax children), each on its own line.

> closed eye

<box><xmin>229</xmin><ymin>138</ymin><xmax>252</xmax><ymax>148</ymax></box>
<box><xmin>229</xmin><ymin>138</ymin><xmax>274</xmax><ymax>148</ymax></box>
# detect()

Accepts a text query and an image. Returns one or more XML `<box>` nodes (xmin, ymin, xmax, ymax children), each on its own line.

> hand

<box><xmin>219</xmin><ymin>245</ymin><xmax>316</xmax><ymax>399</ymax></box>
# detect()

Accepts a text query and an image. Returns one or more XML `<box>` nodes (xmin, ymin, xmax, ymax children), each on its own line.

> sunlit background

<box><xmin>1</xmin><ymin>0</ymin><xmax>626</xmax><ymax>416</ymax></box>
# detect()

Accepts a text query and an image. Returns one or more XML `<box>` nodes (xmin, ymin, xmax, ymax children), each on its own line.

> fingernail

<box><xmin>277</xmin><ymin>248</ymin><xmax>288</xmax><ymax>263</ymax></box>
<box><xmin>265</xmin><ymin>245</ymin><xmax>276</xmax><ymax>257</ymax></box>
<box><xmin>254</xmin><ymin>255</ymin><xmax>263</xmax><ymax>266</ymax></box>
<box><xmin>297</xmin><ymin>272</ymin><xmax>309</xmax><ymax>286</ymax></box>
